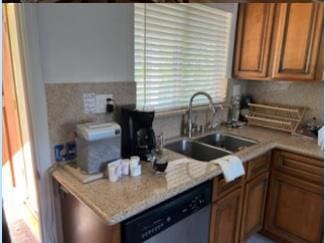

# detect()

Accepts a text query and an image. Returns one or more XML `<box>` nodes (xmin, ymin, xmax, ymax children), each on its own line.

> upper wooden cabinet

<box><xmin>272</xmin><ymin>3</ymin><xmax>324</xmax><ymax>81</ymax></box>
<box><xmin>233</xmin><ymin>3</ymin><xmax>324</xmax><ymax>82</ymax></box>
<box><xmin>233</xmin><ymin>4</ymin><xmax>276</xmax><ymax>80</ymax></box>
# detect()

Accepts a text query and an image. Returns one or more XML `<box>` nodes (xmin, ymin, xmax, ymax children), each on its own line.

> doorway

<box><xmin>2</xmin><ymin>4</ymin><xmax>41</xmax><ymax>243</ymax></box>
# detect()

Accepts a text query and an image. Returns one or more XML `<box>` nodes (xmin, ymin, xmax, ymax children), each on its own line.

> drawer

<box><xmin>246</xmin><ymin>152</ymin><xmax>271</xmax><ymax>181</ymax></box>
<box><xmin>212</xmin><ymin>173</ymin><xmax>245</xmax><ymax>202</ymax></box>
<box><xmin>272</xmin><ymin>150</ymin><xmax>323</xmax><ymax>184</ymax></box>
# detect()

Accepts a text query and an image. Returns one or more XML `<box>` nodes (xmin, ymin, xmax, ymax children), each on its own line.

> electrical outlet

<box><xmin>95</xmin><ymin>94</ymin><xmax>113</xmax><ymax>113</ymax></box>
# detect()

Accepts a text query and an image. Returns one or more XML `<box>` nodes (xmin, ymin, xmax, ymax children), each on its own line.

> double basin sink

<box><xmin>165</xmin><ymin>132</ymin><xmax>256</xmax><ymax>162</ymax></box>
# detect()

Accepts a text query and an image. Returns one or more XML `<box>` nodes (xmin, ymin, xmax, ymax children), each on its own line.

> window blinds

<box><xmin>135</xmin><ymin>3</ymin><xmax>232</xmax><ymax>111</ymax></box>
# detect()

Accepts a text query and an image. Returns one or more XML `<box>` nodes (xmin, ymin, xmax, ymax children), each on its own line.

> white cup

<box><xmin>116</xmin><ymin>164</ymin><xmax>122</xmax><ymax>178</ymax></box>
<box><xmin>107</xmin><ymin>160</ymin><xmax>121</xmax><ymax>182</ymax></box>
<box><xmin>108</xmin><ymin>164</ymin><xmax>118</xmax><ymax>182</ymax></box>
<box><xmin>130</xmin><ymin>164</ymin><xmax>141</xmax><ymax>177</ymax></box>
<box><xmin>121</xmin><ymin>159</ymin><xmax>130</xmax><ymax>176</ymax></box>
<box><xmin>130</xmin><ymin>156</ymin><xmax>140</xmax><ymax>165</ymax></box>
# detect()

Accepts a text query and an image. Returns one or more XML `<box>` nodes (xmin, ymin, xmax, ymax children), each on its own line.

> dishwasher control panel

<box><xmin>122</xmin><ymin>180</ymin><xmax>212</xmax><ymax>243</ymax></box>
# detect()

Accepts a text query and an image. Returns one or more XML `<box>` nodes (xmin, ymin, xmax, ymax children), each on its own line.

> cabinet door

<box><xmin>240</xmin><ymin>172</ymin><xmax>269</xmax><ymax>242</ymax></box>
<box><xmin>264</xmin><ymin>172</ymin><xmax>323</xmax><ymax>243</ymax></box>
<box><xmin>233</xmin><ymin>3</ymin><xmax>275</xmax><ymax>80</ymax></box>
<box><xmin>272</xmin><ymin>3</ymin><xmax>324</xmax><ymax>81</ymax></box>
<box><xmin>60</xmin><ymin>187</ymin><xmax>121</xmax><ymax>243</ymax></box>
<box><xmin>209</xmin><ymin>188</ymin><xmax>243</xmax><ymax>243</ymax></box>
<box><xmin>212</xmin><ymin>175</ymin><xmax>245</xmax><ymax>202</ymax></box>
<box><xmin>315</xmin><ymin>33</ymin><xmax>324</xmax><ymax>81</ymax></box>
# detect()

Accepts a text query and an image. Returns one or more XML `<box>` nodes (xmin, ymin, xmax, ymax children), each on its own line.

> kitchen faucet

<box><xmin>187</xmin><ymin>92</ymin><xmax>222</xmax><ymax>138</ymax></box>
<box><xmin>206</xmin><ymin>103</ymin><xmax>224</xmax><ymax>131</ymax></box>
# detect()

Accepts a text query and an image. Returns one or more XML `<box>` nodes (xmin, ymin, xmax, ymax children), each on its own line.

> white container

<box><xmin>130</xmin><ymin>156</ymin><xmax>140</xmax><ymax>167</ymax></box>
<box><xmin>130</xmin><ymin>156</ymin><xmax>140</xmax><ymax>163</ymax></box>
<box><xmin>121</xmin><ymin>159</ymin><xmax>130</xmax><ymax>176</ymax></box>
<box><xmin>76</xmin><ymin>122</ymin><xmax>121</xmax><ymax>174</ymax></box>
<box><xmin>107</xmin><ymin>160</ymin><xmax>121</xmax><ymax>182</ymax></box>
<box><xmin>130</xmin><ymin>164</ymin><xmax>142</xmax><ymax>177</ymax></box>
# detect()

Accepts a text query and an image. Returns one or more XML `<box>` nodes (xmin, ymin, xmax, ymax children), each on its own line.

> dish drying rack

<box><xmin>246</xmin><ymin>103</ymin><xmax>305</xmax><ymax>134</ymax></box>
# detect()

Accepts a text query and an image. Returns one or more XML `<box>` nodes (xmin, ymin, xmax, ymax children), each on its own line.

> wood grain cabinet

<box><xmin>209</xmin><ymin>153</ymin><xmax>270</xmax><ymax>243</ymax></box>
<box><xmin>233</xmin><ymin>3</ymin><xmax>276</xmax><ymax>80</ymax></box>
<box><xmin>59</xmin><ymin>186</ymin><xmax>121</xmax><ymax>243</ymax></box>
<box><xmin>233</xmin><ymin>3</ymin><xmax>324</xmax><ymax>82</ymax></box>
<box><xmin>209</xmin><ymin>188</ymin><xmax>243</xmax><ymax>243</ymax></box>
<box><xmin>240</xmin><ymin>172</ymin><xmax>269</xmax><ymax>242</ymax></box>
<box><xmin>264</xmin><ymin>151</ymin><xmax>324</xmax><ymax>243</ymax></box>
<box><xmin>272</xmin><ymin>150</ymin><xmax>323</xmax><ymax>184</ymax></box>
<box><xmin>272</xmin><ymin>3</ymin><xmax>324</xmax><ymax>81</ymax></box>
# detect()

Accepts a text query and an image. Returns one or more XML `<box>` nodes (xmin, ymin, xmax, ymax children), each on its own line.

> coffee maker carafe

<box><xmin>132</xmin><ymin>110</ymin><xmax>156</xmax><ymax>160</ymax></box>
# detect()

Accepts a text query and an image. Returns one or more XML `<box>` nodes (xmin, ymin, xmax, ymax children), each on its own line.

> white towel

<box><xmin>211</xmin><ymin>155</ymin><xmax>245</xmax><ymax>182</ymax></box>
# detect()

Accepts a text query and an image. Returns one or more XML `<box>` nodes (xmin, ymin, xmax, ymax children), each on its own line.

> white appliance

<box><xmin>76</xmin><ymin>122</ymin><xmax>121</xmax><ymax>174</ymax></box>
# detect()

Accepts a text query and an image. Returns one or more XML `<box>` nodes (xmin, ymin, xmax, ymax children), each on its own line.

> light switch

<box><xmin>95</xmin><ymin>94</ymin><xmax>113</xmax><ymax>114</ymax></box>
<box><xmin>83</xmin><ymin>93</ymin><xmax>96</xmax><ymax>114</ymax></box>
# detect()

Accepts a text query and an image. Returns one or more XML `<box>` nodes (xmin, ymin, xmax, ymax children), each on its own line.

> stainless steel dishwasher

<box><xmin>122</xmin><ymin>181</ymin><xmax>212</xmax><ymax>243</ymax></box>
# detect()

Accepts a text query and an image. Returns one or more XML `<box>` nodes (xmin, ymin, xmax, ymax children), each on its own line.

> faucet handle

<box><xmin>214</xmin><ymin>104</ymin><xmax>224</xmax><ymax>110</ymax></box>
<box><xmin>192</xmin><ymin>116</ymin><xmax>199</xmax><ymax>132</ymax></box>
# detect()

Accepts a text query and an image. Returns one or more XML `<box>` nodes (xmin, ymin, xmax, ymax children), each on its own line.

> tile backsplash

<box><xmin>245</xmin><ymin>80</ymin><xmax>324</xmax><ymax>123</ymax></box>
<box><xmin>45</xmin><ymin>81</ymin><xmax>228</xmax><ymax>158</ymax></box>
<box><xmin>45</xmin><ymin>79</ymin><xmax>323</xmax><ymax>162</ymax></box>
<box><xmin>45</xmin><ymin>81</ymin><xmax>136</xmax><ymax>161</ymax></box>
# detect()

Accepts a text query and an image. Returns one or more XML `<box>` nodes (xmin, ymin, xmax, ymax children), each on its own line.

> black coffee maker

<box><xmin>117</xmin><ymin>106</ymin><xmax>156</xmax><ymax>160</ymax></box>
<box><xmin>132</xmin><ymin>110</ymin><xmax>156</xmax><ymax>160</ymax></box>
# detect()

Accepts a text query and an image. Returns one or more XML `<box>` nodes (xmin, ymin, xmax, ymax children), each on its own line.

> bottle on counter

<box><xmin>230</xmin><ymin>84</ymin><xmax>241</xmax><ymax>126</ymax></box>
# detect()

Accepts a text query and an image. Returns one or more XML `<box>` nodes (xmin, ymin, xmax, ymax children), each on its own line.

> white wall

<box><xmin>37</xmin><ymin>3</ymin><xmax>134</xmax><ymax>83</ymax></box>
<box><xmin>19</xmin><ymin>5</ymin><xmax>58</xmax><ymax>243</ymax></box>
<box><xmin>20</xmin><ymin>4</ymin><xmax>135</xmax><ymax>242</ymax></box>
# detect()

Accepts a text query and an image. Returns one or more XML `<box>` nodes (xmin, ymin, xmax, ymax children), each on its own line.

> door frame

<box><xmin>5</xmin><ymin>4</ymin><xmax>63</xmax><ymax>243</ymax></box>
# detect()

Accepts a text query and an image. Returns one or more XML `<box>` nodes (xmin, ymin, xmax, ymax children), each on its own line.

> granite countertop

<box><xmin>214</xmin><ymin>125</ymin><xmax>323</xmax><ymax>161</ymax></box>
<box><xmin>52</xmin><ymin>125</ymin><xmax>323</xmax><ymax>225</ymax></box>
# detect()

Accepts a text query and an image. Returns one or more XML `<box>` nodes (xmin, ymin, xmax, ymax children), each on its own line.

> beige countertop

<box><xmin>52</xmin><ymin>125</ymin><xmax>323</xmax><ymax>225</ymax></box>
<box><xmin>215</xmin><ymin>125</ymin><xmax>323</xmax><ymax>161</ymax></box>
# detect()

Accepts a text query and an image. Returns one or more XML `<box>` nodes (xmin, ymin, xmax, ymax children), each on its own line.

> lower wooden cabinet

<box><xmin>209</xmin><ymin>188</ymin><xmax>243</xmax><ymax>243</ymax></box>
<box><xmin>264</xmin><ymin>172</ymin><xmax>323</xmax><ymax>243</ymax></box>
<box><xmin>57</xmin><ymin>150</ymin><xmax>323</xmax><ymax>243</ymax></box>
<box><xmin>240</xmin><ymin>172</ymin><xmax>269</xmax><ymax>242</ymax></box>
<box><xmin>59</xmin><ymin>186</ymin><xmax>121</xmax><ymax>243</ymax></box>
<box><xmin>209</xmin><ymin>153</ymin><xmax>270</xmax><ymax>243</ymax></box>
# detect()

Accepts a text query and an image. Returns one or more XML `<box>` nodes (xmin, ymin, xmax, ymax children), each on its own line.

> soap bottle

<box><xmin>230</xmin><ymin>84</ymin><xmax>241</xmax><ymax>125</ymax></box>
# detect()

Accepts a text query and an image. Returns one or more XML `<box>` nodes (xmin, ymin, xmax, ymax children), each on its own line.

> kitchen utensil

<box><xmin>246</xmin><ymin>103</ymin><xmax>305</xmax><ymax>134</ymax></box>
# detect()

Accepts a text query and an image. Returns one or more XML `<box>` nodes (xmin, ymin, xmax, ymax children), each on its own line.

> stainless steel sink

<box><xmin>165</xmin><ymin>139</ymin><xmax>230</xmax><ymax>162</ymax></box>
<box><xmin>195</xmin><ymin>133</ymin><xmax>256</xmax><ymax>153</ymax></box>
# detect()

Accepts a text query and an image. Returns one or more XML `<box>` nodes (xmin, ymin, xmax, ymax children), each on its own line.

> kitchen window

<box><xmin>135</xmin><ymin>3</ymin><xmax>233</xmax><ymax>112</ymax></box>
